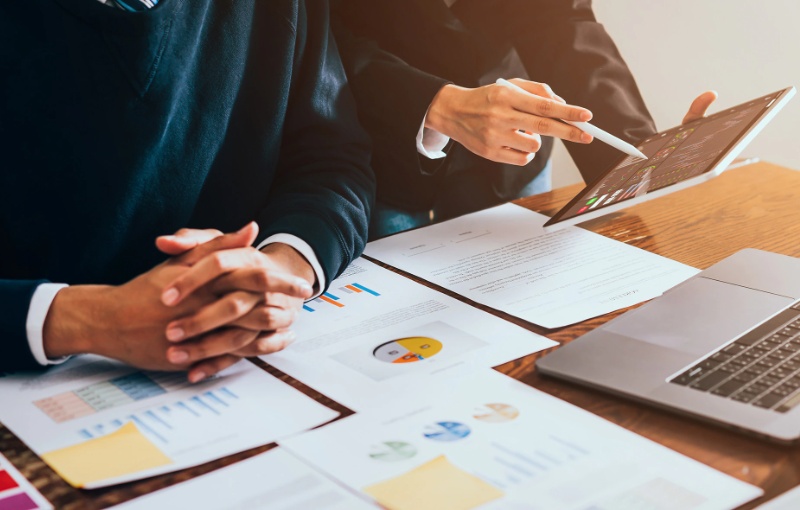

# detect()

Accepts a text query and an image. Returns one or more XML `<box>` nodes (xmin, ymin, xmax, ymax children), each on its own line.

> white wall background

<box><xmin>551</xmin><ymin>0</ymin><xmax>800</xmax><ymax>188</ymax></box>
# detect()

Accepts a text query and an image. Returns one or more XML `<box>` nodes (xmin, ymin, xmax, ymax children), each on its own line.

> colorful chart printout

<box><xmin>373</xmin><ymin>337</ymin><xmax>442</xmax><ymax>364</ymax></box>
<box><xmin>472</xmin><ymin>403</ymin><xmax>520</xmax><ymax>423</ymax></box>
<box><xmin>423</xmin><ymin>422</ymin><xmax>471</xmax><ymax>442</ymax></box>
<box><xmin>0</xmin><ymin>453</ymin><xmax>52</xmax><ymax>510</ymax></box>
<box><xmin>369</xmin><ymin>442</ymin><xmax>418</xmax><ymax>462</ymax></box>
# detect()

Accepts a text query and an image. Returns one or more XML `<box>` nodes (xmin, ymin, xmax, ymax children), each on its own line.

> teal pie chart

<box><xmin>423</xmin><ymin>421</ymin><xmax>471</xmax><ymax>442</ymax></box>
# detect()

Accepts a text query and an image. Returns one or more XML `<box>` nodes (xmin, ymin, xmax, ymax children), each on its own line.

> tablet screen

<box><xmin>550</xmin><ymin>90</ymin><xmax>787</xmax><ymax>224</ymax></box>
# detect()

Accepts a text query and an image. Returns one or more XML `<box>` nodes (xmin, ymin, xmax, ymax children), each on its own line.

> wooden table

<box><xmin>3</xmin><ymin>161</ymin><xmax>800</xmax><ymax>509</ymax></box>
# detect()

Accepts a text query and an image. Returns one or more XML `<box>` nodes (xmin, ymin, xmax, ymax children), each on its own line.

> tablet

<box><xmin>543</xmin><ymin>86</ymin><xmax>796</xmax><ymax>231</ymax></box>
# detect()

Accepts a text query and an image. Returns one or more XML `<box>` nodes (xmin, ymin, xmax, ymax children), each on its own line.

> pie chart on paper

<box><xmin>472</xmin><ymin>403</ymin><xmax>520</xmax><ymax>423</ymax></box>
<box><xmin>368</xmin><ymin>441</ymin><xmax>418</xmax><ymax>462</ymax></box>
<box><xmin>373</xmin><ymin>337</ymin><xmax>443</xmax><ymax>364</ymax></box>
<box><xmin>423</xmin><ymin>421</ymin><xmax>471</xmax><ymax>442</ymax></box>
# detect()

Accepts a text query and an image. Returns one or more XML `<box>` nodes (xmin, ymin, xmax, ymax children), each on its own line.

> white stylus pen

<box><xmin>496</xmin><ymin>78</ymin><xmax>648</xmax><ymax>160</ymax></box>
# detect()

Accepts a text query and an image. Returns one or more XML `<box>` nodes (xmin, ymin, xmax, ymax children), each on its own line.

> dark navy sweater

<box><xmin>0</xmin><ymin>0</ymin><xmax>375</xmax><ymax>371</ymax></box>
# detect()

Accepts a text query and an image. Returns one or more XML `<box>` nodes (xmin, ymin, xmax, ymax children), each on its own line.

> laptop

<box><xmin>536</xmin><ymin>249</ymin><xmax>800</xmax><ymax>442</ymax></box>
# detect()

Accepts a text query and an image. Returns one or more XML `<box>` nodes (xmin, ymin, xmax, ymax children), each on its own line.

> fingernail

<box><xmin>168</xmin><ymin>349</ymin><xmax>189</xmax><ymax>363</ymax></box>
<box><xmin>189</xmin><ymin>371</ymin><xmax>206</xmax><ymax>383</ymax></box>
<box><xmin>554</xmin><ymin>95</ymin><xmax>567</xmax><ymax>104</ymax></box>
<box><xmin>299</xmin><ymin>281</ymin><xmax>313</xmax><ymax>295</ymax></box>
<box><xmin>581</xmin><ymin>133</ymin><xmax>594</xmax><ymax>143</ymax></box>
<box><xmin>160</xmin><ymin>235</ymin><xmax>178</xmax><ymax>242</ymax></box>
<box><xmin>166</xmin><ymin>326</ymin><xmax>185</xmax><ymax>341</ymax></box>
<box><xmin>283</xmin><ymin>330</ymin><xmax>297</xmax><ymax>346</ymax></box>
<box><xmin>162</xmin><ymin>287</ymin><xmax>180</xmax><ymax>306</ymax></box>
<box><xmin>236</xmin><ymin>222</ymin><xmax>253</xmax><ymax>234</ymax></box>
<box><xmin>580</xmin><ymin>111</ymin><xmax>592</xmax><ymax>121</ymax></box>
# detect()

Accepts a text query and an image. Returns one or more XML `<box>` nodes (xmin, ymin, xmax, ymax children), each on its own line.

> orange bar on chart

<box><xmin>319</xmin><ymin>295</ymin><xmax>345</xmax><ymax>308</ymax></box>
<box><xmin>345</xmin><ymin>285</ymin><xmax>362</xmax><ymax>293</ymax></box>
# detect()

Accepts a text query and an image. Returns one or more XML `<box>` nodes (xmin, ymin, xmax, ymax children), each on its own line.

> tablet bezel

<box><xmin>542</xmin><ymin>86</ymin><xmax>796</xmax><ymax>231</ymax></box>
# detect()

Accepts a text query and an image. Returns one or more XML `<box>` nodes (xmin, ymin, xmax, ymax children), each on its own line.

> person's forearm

<box><xmin>42</xmin><ymin>285</ymin><xmax>112</xmax><ymax>359</ymax></box>
<box><xmin>424</xmin><ymin>84</ymin><xmax>462</xmax><ymax>136</ymax></box>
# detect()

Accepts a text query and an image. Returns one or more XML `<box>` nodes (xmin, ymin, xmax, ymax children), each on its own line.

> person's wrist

<box><xmin>43</xmin><ymin>285</ymin><xmax>114</xmax><ymax>358</ymax></box>
<box><xmin>425</xmin><ymin>84</ymin><xmax>463</xmax><ymax>136</ymax></box>
<box><xmin>259</xmin><ymin>243</ymin><xmax>315</xmax><ymax>286</ymax></box>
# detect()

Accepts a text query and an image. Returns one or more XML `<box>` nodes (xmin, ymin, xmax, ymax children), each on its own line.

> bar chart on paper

<box><xmin>0</xmin><ymin>357</ymin><xmax>338</xmax><ymax>488</ymax></box>
<box><xmin>32</xmin><ymin>370</ymin><xmax>245</xmax><ymax>446</ymax></box>
<box><xmin>303</xmin><ymin>282</ymin><xmax>380</xmax><ymax>313</ymax></box>
<box><xmin>75</xmin><ymin>386</ymin><xmax>240</xmax><ymax>445</ymax></box>
<box><xmin>34</xmin><ymin>372</ymin><xmax>189</xmax><ymax>424</ymax></box>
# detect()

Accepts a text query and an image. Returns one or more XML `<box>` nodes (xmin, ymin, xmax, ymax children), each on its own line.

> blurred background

<box><xmin>551</xmin><ymin>0</ymin><xmax>800</xmax><ymax>187</ymax></box>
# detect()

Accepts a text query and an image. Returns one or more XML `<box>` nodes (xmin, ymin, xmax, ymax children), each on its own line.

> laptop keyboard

<box><xmin>670</xmin><ymin>302</ymin><xmax>800</xmax><ymax>413</ymax></box>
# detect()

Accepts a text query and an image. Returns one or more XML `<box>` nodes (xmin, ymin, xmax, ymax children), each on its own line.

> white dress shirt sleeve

<box><xmin>256</xmin><ymin>234</ymin><xmax>326</xmax><ymax>299</ymax></box>
<box><xmin>26</xmin><ymin>283</ymin><xmax>71</xmax><ymax>366</ymax></box>
<box><xmin>416</xmin><ymin>112</ymin><xmax>450</xmax><ymax>159</ymax></box>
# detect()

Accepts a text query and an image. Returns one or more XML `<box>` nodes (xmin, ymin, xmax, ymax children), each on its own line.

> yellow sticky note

<box><xmin>42</xmin><ymin>422</ymin><xmax>172</xmax><ymax>488</ymax></box>
<box><xmin>364</xmin><ymin>455</ymin><xmax>504</xmax><ymax>510</ymax></box>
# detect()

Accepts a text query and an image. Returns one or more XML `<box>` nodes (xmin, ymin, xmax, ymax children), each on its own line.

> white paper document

<box><xmin>110</xmin><ymin>448</ymin><xmax>374</xmax><ymax>510</ymax></box>
<box><xmin>281</xmin><ymin>370</ymin><xmax>762</xmax><ymax>510</ymax></box>
<box><xmin>0</xmin><ymin>357</ymin><xmax>337</xmax><ymax>489</ymax></box>
<box><xmin>261</xmin><ymin>258</ymin><xmax>556</xmax><ymax>411</ymax></box>
<box><xmin>0</xmin><ymin>452</ymin><xmax>53</xmax><ymax>510</ymax></box>
<box><xmin>364</xmin><ymin>203</ymin><xmax>699</xmax><ymax>328</ymax></box>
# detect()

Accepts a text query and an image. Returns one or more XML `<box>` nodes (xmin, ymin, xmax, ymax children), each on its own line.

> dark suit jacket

<box><xmin>333</xmin><ymin>0</ymin><xmax>656</xmax><ymax>218</ymax></box>
<box><xmin>0</xmin><ymin>0</ymin><xmax>374</xmax><ymax>372</ymax></box>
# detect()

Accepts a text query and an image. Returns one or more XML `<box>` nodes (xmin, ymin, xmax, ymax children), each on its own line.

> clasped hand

<box><xmin>43</xmin><ymin>222</ymin><xmax>314</xmax><ymax>383</ymax></box>
<box><xmin>156</xmin><ymin>222</ymin><xmax>314</xmax><ymax>381</ymax></box>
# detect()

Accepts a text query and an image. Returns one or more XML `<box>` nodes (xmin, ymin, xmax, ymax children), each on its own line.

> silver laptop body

<box><xmin>537</xmin><ymin>249</ymin><xmax>800</xmax><ymax>442</ymax></box>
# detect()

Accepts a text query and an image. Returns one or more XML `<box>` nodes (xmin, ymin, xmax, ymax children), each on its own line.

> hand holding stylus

<box><xmin>424</xmin><ymin>78</ymin><xmax>594</xmax><ymax>166</ymax></box>
<box><xmin>496</xmin><ymin>79</ymin><xmax>646</xmax><ymax>160</ymax></box>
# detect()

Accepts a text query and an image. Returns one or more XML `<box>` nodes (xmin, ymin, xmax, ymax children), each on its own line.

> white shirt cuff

<box><xmin>26</xmin><ymin>283</ymin><xmax>71</xmax><ymax>366</ymax></box>
<box><xmin>416</xmin><ymin>112</ymin><xmax>450</xmax><ymax>159</ymax></box>
<box><xmin>256</xmin><ymin>234</ymin><xmax>326</xmax><ymax>299</ymax></box>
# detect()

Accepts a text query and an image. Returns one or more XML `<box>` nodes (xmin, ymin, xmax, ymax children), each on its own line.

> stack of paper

<box><xmin>0</xmin><ymin>202</ymin><xmax>758</xmax><ymax>509</ymax></box>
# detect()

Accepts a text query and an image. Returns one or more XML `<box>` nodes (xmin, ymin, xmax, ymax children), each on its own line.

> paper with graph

<box><xmin>281</xmin><ymin>370</ymin><xmax>762</xmax><ymax>510</ymax></box>
<box><xmin>262</xmin><ymin>258</ymin><xmax>556</xmax><ymax>411</ymax></box>
<box><xmin>0</xmin><ymin>358</ymin><xmax>337</xmax><ymax>488</ymax></box>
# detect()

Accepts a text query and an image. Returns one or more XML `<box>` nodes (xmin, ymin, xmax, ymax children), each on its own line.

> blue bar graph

<box><xmin>352</xmin><ymin>283</ymin><xmax>380</xmax><ymax>296</ymax></box>
<box><xmin>130</xmin><ymin>414</ymin><xmax>168</xmax><ymax>444</ymax></box>
<box><xmin>220</xmin><ymin>387</ymin><xmax>239</xmax><ymax>399</ymax></box>
<box><xmin>78</xmin><ymin>388</ymin><xmax>241</xmax><ymax>445</ymax></box>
